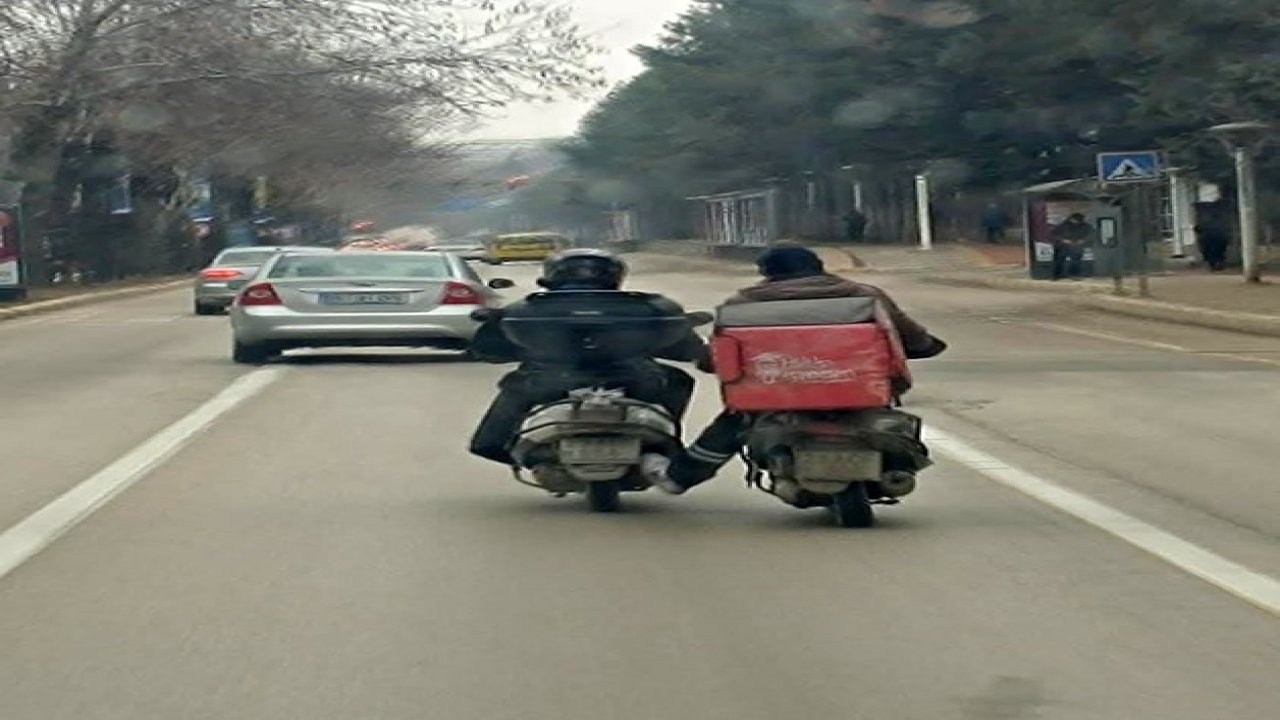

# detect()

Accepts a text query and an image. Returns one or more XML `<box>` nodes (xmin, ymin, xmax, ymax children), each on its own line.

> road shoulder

<box><xmin>0</xmin><ymin>278</ymin><xmax>190</xmax><ymax>323</ymax></box>
<box><xmin>923</xmin><ymin>271</ymin><xmax>1280</xmax><ymax>338</ymax></box>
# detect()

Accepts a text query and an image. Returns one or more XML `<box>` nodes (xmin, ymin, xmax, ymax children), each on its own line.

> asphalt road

<box><xmin>1</xmin><ymin>260</ymin><xmax>1278</xmax><ymax>720</ymax></box>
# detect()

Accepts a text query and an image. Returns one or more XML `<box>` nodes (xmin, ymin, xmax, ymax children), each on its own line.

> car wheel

<box><xmin>194</xmin><ymin>301</ymin><xmax>221</xmax><ymax>316</ymax></box>
<box><xmin>232</xmin><ymin>340</ymin><xmax>274</xmax><ymax>365</ymax></box>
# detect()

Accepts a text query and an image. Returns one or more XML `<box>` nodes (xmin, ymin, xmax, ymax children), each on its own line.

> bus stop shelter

<box><xmin>1022</xmin><ymin>178</ymin><xmax>1160</xmax><ymax>280</ymax></box>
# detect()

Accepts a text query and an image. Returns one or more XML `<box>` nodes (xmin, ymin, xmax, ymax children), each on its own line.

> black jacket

<box><xmin>470</xmin><ymin>290</ymin><xmax>707</xmax><ymax>367</ymax></box>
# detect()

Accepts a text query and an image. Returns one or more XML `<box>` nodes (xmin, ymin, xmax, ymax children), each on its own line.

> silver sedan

<box><xmin>228</xmin><ymin>250</ymin><xmax>513</xmax><ymax>363</ymax></box>
<box><xmin>429</xmin><ymin>240</ymin><xmax>487</xmax><ymax>262</ymax></box>
<box><xmin>194</xmin><ymin>245</ymin><xmax>334</xmax><ymax>315</ymax></box>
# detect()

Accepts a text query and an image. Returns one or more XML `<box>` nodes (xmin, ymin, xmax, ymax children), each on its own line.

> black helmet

<box><xmin>538</xmin><ymin>248</ymin><xmax>628</xmax><ymax>290</ymax></box>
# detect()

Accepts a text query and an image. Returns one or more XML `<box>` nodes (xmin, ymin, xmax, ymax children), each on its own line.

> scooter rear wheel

<box><xmin>831</xmin><ymin>483</ymin><xmax>875</xmax><ymax>528</ymax></box>
<box><xmin>586</xmin><ymin>481</ymin><xmax>622</xmax><ymax>513</ymax></box>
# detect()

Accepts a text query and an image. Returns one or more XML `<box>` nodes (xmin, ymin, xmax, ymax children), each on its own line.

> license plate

<box><xmin>319</xmin><ymin>292</ymin><xmax>408</xmax><ymax>305</ymax></box>
<box><xmin>560</xmin><ymin>437</ymin><xmax>641</xmax><ymax>464</ymax></box>
<box><xmin>794</xmin><ymin>448</ymin><xmax>881</xmax><ymax>481</ymax></box>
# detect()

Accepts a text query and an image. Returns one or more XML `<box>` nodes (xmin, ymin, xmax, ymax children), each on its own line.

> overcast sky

<box><xmin>469</xmin><ymin>0</ymin><xmax>694</xmax><ymax>140</ymax></box>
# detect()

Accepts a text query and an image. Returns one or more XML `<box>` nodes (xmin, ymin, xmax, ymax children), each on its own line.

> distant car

<box><xmin>228</xmin><ymin>250</ymin><xmax>514</xmax><ymax>364</ymax></box>
<box><xmin>339</xmin><ymin>237</ymin><xmax>401</xmax><ymax>252</ymax></box>
<box><xmin>483</xmin><ymin>232</ymin><xmax>570</xmax><ymax>264</ymax></box>
<box><xmin>194</xmin><ymin>245</ymin><xmax>333</xmax><ymax>315</ymax></box>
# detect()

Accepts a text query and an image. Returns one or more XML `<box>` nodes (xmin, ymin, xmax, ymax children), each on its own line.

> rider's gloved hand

<box><xmin>695</xmin><ymin>347</ymin><xmax>716</xmax><ymax>374</ymax></box>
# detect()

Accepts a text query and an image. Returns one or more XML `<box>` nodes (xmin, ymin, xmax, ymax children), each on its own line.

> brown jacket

<box><xmin>724</xmin><ymin>273</ymin><xmax>944</xmax><ymax>358</ymax></box>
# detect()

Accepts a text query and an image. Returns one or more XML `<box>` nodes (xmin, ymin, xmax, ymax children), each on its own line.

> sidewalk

<box><xmin>845</xmin><ymin>242</ymin><xmax>1024</xmax><ymax>273</ymax></box>
<box><xmin>1129</xmin><ymin>273</ymin><xmax>1280</xmax><ymax>314</ymax></box>
<box><xmin>624</xmin><ymin>251</ymin><xmax>753</xmax><ymax>276</ymax></box>
<box><xmin>625</xmin><ymin>241</ymin><xmax>1280</xmax><ymax>337</ymax></box>
<box><xmin>624</xmin><ymin>242</ymin><xmax>859</xmax><ymax>274</ymax></box>
<box><xmin>839</xmin><ymin>241</ymin><xmax>1280</xmax><ymax>337</ymax></box>
<box><xmin>926</xmin><ymin>268</ymin><xmax>1280</xmax><ymax>338</ymax></box>
<box><xmin>0</xmin><ymin>276</ymin><xmax>190</xmax><ymax>322</ymax></box>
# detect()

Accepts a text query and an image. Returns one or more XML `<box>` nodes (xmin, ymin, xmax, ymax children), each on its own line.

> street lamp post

<box><xmin>1208</xmin><ymin>122</ymin><xmax>1273</xmax><ymax>283</ymax></box>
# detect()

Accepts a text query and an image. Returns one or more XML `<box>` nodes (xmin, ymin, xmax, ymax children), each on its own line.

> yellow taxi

<box><xmin>483</xmin><ymin>232</ymin><xmax>569</xmax><ymax>264</ymax></box>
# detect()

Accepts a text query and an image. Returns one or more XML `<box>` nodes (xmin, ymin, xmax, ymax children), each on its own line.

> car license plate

<box><xmin>794</xmin><ymin>448</ymin><xmax>881</xmax><ymax>481</ymax></box>
<box><xmin>560</xmin><ymin>437</ymin><xmax>641</xmax><ymax>464</ymax></box>
<box><xmin>319</xmin><ymin>292</ymin><xmax>408</xmax><ymax>305</ymax></box>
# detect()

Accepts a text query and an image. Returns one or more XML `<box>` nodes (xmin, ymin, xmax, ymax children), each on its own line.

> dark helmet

<box><xmin>756</xmin><ymin>245</ymin><xmax>825</xmax><ymax>281</ymax></box>
<box><xmin>538</xmin><ymin>248</ymin><xmax>628</xmax><ymax>290</ymax></box>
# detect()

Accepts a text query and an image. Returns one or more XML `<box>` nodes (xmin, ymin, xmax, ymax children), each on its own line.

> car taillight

<box><xmin>441</xmin><ymin>281</ymin><xmax>483</xmax><ymax>305</ymax></box>
<box><xmin>200</xmin><ymin>268</ymin><xmax>243</xmax><ymax>280</ymax></box>
<box><xmin>238</xmin><ymin>283</ymin><xmax>283</xmax><ymax>306</ymax></box>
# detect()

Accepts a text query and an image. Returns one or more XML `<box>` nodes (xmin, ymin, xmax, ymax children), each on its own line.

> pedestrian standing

<box><xmin>843</xmin><ymin>209</ymin><xmax>868</xmax><ymax>242</ymax></box>
<box><xmin>981</xmin><ymin>203</ymin><xmax>1011</xmax><ymax>244</ymax></box>
<box><xmin>1195</xmin><ymin>209</ymin><xmax>1230</xmax><ymax>272</ymax></box>
<box><xmin>1052</xmin><ymin>213</ymin><xmax>1093</xmax><ymax>280</ymax></box>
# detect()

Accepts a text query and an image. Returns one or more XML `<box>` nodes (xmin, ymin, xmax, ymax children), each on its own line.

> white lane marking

<box><xmin>1010</xmin><ymin>319</ymin><xmax>1190</xmax><ymax>352</ymax></box>
<box><xmin>1200</xmin><ymin>352</ymin><xmax>1280</xmax><ymax>369</ymax></box>
<box><xmin>1010</xmin><ymin>319</ymin><xmax>1280</xmax><ymax>369</ymax></box>
<box><xmin>926</xmin><ymin>427</ymin><xmax>1280</xmax><ymax>616</ymax></box>
<box><xmin>0</xmin><ymin>368</ymin><xmax>284</xmax><ymax>581</ymax></box>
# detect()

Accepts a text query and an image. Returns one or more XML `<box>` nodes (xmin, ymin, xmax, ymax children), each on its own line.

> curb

<box><xmin>0</xmin><ymin>279</ymin><xmax>190</xmax><ymax>323</ymax></box>
<box><xmin>1079</xmin><ymin>294</ymin><xmax>1280</xmax><ymax>337</ymax></box>
<box><xmin>924</xmin><ymin>274</ymin><xmax>1107</xmax><ymax>295</ymax></box>
<box><xmin>924</xmin><ymin>273</ymin><xmax>1280</xmax><ymax>338</ymax></box>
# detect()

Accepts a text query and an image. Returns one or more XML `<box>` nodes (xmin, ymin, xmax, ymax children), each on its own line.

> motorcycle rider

<box><xmin>645</xmin><ymin>245</ymin><xmax>946</xmax><ymax>494</ymax></box>
<box><xmin>469</xmin><ymin>248</ymin><xmax>707</xmax><ymax>466</ymax></box>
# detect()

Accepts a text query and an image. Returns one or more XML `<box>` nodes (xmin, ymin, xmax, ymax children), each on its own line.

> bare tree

<box><xmin>0</xmin><ymin>0</ymin><xmax>600</xmax><ymax>279</ymax></box>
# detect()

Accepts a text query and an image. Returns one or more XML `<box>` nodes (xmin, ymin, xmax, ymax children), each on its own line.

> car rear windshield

<box><xmin>213</xmin><ymin>250</ymin><xmax>279</xmax><ymax>266</ymax></box>
<box><xmin>267</xmin><ymin>254</ymin><xmax>452</xmax><ymax>279</ymax></box>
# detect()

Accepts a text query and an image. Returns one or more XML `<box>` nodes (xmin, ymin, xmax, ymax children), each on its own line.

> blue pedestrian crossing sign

<box><xmin>1097</xmin><ymin>151</ymin><xmax>1163</xmax><ymax>183</ymax></box>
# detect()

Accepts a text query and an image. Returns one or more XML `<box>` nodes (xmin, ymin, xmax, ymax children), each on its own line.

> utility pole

<box><xmin>1135</xmin><ymin>184</ymin><xmax>1153</xmax><ymax>297</ymax></box>
<box><xmin>1209</xmin><ymin>122</ymin><xmax>1272</xmax><ymax>284</ymax></box>
<box><xmin>1167</xmin><ymin>167</ymin><xmax>1196</xmax><ymax>259</ymax></box>
<box><xmin>1233</xmin><ymin>145</ymin><xmax>1261</xmax><ymax>283</ymax></box>
<box><xmin>915</xmin><ymin>173</ymin><xmax>933</xmax><ymax>250</ymax></box>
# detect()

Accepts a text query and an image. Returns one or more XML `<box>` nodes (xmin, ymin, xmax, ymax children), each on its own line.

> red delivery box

<box><xmin>710</xmin><ymin>296</ymin><xmax>909</xmax><ymax>412</ymax></box>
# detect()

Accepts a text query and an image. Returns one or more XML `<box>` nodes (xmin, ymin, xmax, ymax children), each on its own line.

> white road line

<box><xmin>0</xmin><ymin>368</ymin><xmax>284</xmax><ymax>581</ymax></box>
<box><xmin>1012</xmin><ymin>319</ymin><xmax>1191</xmax><ymax>352</ymax></box>
<box><xmin>1018</xmin><ymin>319</ymin><xmax>1280</xmax><ymax>369</ymax></box>
<box><xmin>926</xmin><ymin>426</ymin><xmax>1280</xmax><ymax>617</ymax></box>
<box><xmin>1200</xmin><ymin>352</ymin><xmax>1280</xmax><ymax>369</ymax></box>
